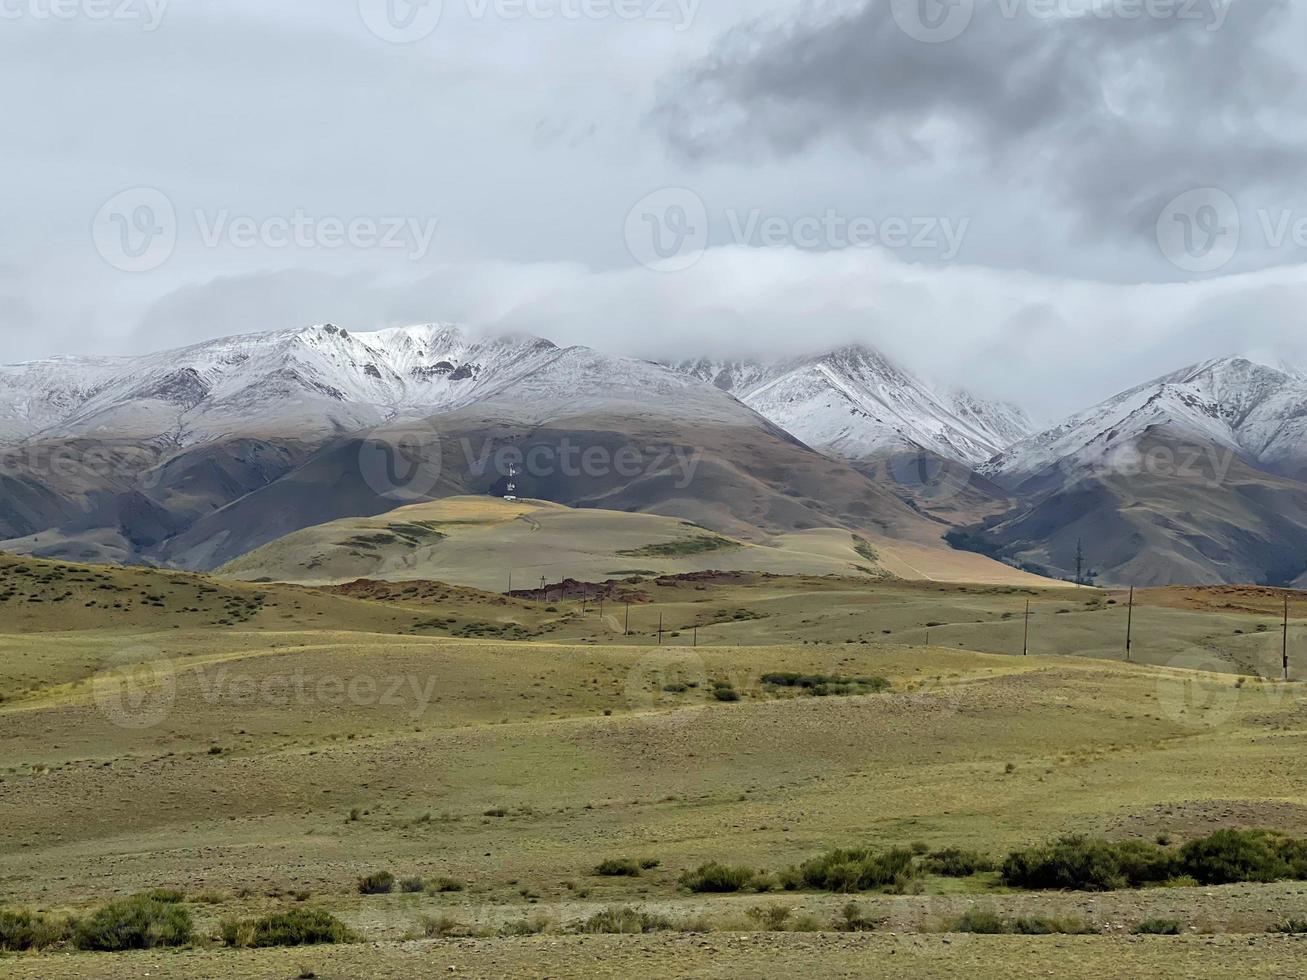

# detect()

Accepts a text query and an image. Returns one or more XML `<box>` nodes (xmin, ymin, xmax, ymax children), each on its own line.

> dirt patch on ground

<box><xmin>1108</xmin><ymin>799</ymin><xmax>1307</xmax><ymax>841</ymax></box>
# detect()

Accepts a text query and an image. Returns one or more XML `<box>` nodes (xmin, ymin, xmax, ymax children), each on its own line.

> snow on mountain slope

<box><xmin>984</xmin><ymin>357</ymin><xmax>1307</xmax><ymax>486</ymax></box>
<box><xmin>0</xmin><ymin>324</ymin><xmax>790</xmax><ymax>449</ymax></box>
<box><xmin>669</xmin><ymin>346</ymin><xmax>1031</xmax><ymax>466</ymax></box>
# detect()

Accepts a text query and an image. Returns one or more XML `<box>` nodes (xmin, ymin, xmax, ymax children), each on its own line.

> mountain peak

<box><xmin>667</xmin><ymin>344</ymin><xmax>1031</xmax><ymax>465</ymax></box>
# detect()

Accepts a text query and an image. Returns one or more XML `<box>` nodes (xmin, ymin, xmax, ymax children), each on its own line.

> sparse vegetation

<box><xmin>576</xmin><ymin>907</ymin><xmax>673</xmax><ymax>934</ymax></box>
<box><xmin>1134</xmin><ymin>918</ymin><xmax>1183</xmax><ymax>936</ymax></box>
<box><xmin>785</xmin><ymin>846</ymin><xmax>918</xmax><ymax>894</ymax></box>
<box><xmin>72</xmin><ymin>896</ymin><xmax>194</xmax><ymax>952</ymax></box>
<box><xmin>949</xmin><ymin>909</ymin><xmax>1096</xmax><ymax>935</ymax></box>
<box><xmin>761</xmin><ymin>672</ymin><xmax>889</xmax><ymax>697</ymax></box>
<box><xmin>0</xmin><ymin>908</ymin><xmax>69</xmax><ymax>951</ymax></box>
<box><xmin>679</xmin><ymin>863</ymin><xmax>758</xmax><ymax>894</ymax></box>
<box><xmin>357</xmin><ymin>871</ymin><xmax>396</xmax><ymax>895</ymax></box>
<box><xmin>618</xmin><ymin>535</ymin><xmax>738</xmax><ymax>559</ymax></box>
<box><xmin>220</xmin><ymin>908</ymin><xmax>354</xmax><ymax>948</ymax></box>
<box><xmin>594</xmin><ymin>858</ymin><xmax>642</xmax><ymax>877</ymax></box>
<box><xmin>922</xmin><ymin>847</ymin><xmax>994</xmax><ymax>877</ymax></box>
<box><xmin>1002</xmin><ymin>830</ymin><xmax>1307</xmax><ymax>891</ymax></box>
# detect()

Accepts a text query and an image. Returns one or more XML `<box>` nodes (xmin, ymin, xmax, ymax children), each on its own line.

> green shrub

<box><xmin>0</xmin><ymin>908</ymin><xmax>69</xmax><ymax>951</ymax></box>
<box><xmin>679</xmin><ymin>863</ymin><xmax>757</xmax><ymax>893</ymax></box>
<box><xmin>834</xmin><ymin>901</ymin><xmax>883</xmax><ymax>932</ymax></box>
<box><xmin>577</xmin><ymin>907</ymin><xmax>672</xmax><ymax>935</ymax></box>
<box><xmin>399</xmin><ymin>877</ymin><xmax>425</xmax><ymax>893</ymax></box>
<box><xmin>746</xmin><ymin>905</ymin><xmax>793</xmax><ymax>931</ymax></box>
<box><xmin>220</xmin><ymin>908</ymin><xmax>354</xmax><ymax>948</ymax></box>
<box><xmin>72</xmin><ymin>896</ymin><xmax>193</xmax><ymax>951</ymax></box>
<box><xmin>712</xmin><ymin>686</ymin><xmax>741</xmax><ymax>703</ymax></box>
<box><xmin>922</xmin><ymin>848</ymin><xmax>994</xmax><ymax>877</ymax></box>
<box><xmin>1000</xmin><ymin>835</ymin><xmax>1130</xmax><ymax>891</ymax></box>
<box><xmin>950</xmin><ymin>909</ymin><xmax>1007</xmax><ymax>934</ymax></box>
<box><xmin>426</xmin><ymin>877</ymin><xmax>464</xmax><ymax>894</ymax></box>
<box><xmin>949</xmin><ymin>910</ymin><xmax>1095</xmax><ymax>935</ymax></box>
<box><xmin>1112</xmin><ymin>840</ymin><xmax>1181</xmax><ymax>886</ymax></box>
<box><xmin>639</xmin><ymin>858</ymin><xmax>661</xmax><ymax>870</ymax></box>
<box><xmin>418</xmin><ymin>913</ymin><xmax>468</xmax><ymax>938</ymax></box>
<box><xmin>1134</xmin><ymin>918</ymin><xmax>1182</xmax><ymax>936</ymax></box>
<box><xmin>1001</xmin><ymin>830</ymin><xmax>1307</xmax><ymax>891</ymax></box>
<box><xmin>1179</xmin><ymin>829</ymin><xmax>1289</xmax><ymax>885</ymax></box>
<box><xmin>790</xmin><ymin>847</ymin><xmax>918</xmax><ymax>893</ymax></box>
<box><xmin>1011</xmin><ymin>916</ymin><xmax>1096</xmax><ymax>935</ymax></box>
<box><xmin>594</xmin><ymin>858</ymin><xmax>642</xmax><ymax>877</ymax></box>
<box><xmin>357</xmin><ymin>871</ymin><xmax>395</xmax><ymax>895</ymax></box>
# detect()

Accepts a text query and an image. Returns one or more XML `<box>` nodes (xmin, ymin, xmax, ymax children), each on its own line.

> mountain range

<box><xmin>2</xmin><ymin>325</ymin><xmax>1307</xmax><ymax>587</ymax></box>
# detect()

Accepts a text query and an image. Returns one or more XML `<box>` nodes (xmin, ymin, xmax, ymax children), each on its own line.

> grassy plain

<box><xmin>2</xmin><ymin>550</ymin><xmax>1307</xmax><ymax>976</ymax></box>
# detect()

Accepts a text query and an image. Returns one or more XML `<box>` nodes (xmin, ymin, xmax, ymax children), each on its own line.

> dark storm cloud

<box><xmin>654</xmin><ymin>0</ymin><xmax>1307</xmax><ymax>237</ymax></box>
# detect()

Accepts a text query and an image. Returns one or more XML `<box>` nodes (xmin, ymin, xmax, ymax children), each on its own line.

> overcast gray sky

<box><xmin>4</xmin><ymin>0</ymin><xmax>1307</xmax><ymax>419</ymax></box>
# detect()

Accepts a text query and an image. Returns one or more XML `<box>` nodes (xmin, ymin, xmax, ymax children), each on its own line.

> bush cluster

<box><xmin>576</xmin><ymin>907</ymin><xmax>672</xmax><ymax>934</ymax></box>
<box><xmin>357</xmin><ymin>871</ymin><xmax>396</xmax><ymax>895</ymax></box>
<box><xmin>783</xmin><ymin>847</ymin><xmax>918</xmax><ymax>894</ymax></box>
<box><xmin>1002</xmin><ymin>830</ymin><xmax>1307</xmax><ymax>891</ymax></box>
<box><xmin>950</xmin><ymin>909</ymin><xmax>1096</xmax><ymax>935</ymax></box>
<box><xmin>220</xmin><ymin>908</ymin><xmax>354</xmax><ymax>948</ymax></box>
<box><xmin>922</xmin><ymin>847</ymin><xmax>994</xmax><ymax>877</ymax></box>
<box><xmin>678</xmin><ymin>863</ymin><xmax>759</xmax><ymax>893</ymax></box>
<box><xmin>0</xmin><ymin>908</ymin><xmax>70</xmax><ymax>952</ymax></box>
<box><xmin>71</xmin><ymin>896</ymin><xmax>193</xmax><ymax>952</ymax></box>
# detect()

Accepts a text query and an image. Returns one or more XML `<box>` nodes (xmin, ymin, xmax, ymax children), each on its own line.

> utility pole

<box><xmin>508</xmin><ymin>570</ymin><xmax>512</xmax><ymax>594</ymax></box>
<box><xmin>658</xmin><ymin>614</ymin><xmax>664</xmax><ymax>646</ymax></box>
<box><xmin>599</xmin><ymin>596</ymin><xmax>604</xmax><ymax>620</ymax></box>
<box><xmin>539</xmin><ymin>576</ymin><xmax>545</xmax><ymax>607</ymax></box>
<box><xmin>1074</xmin><ymin>539</ymin><xmax>1085</xmax><ymax>587</ymax></box>
<box><xmin>1284</xmin><ymin>593</ymin><xmax>1291</xmax><ymax>682</ymax></box>
<box><xmin>925</xmin><ymin>629</ymin><xmax>930</xmax><ymax>648</ymax></box>
<box><xmin>693</xmin><ymin>626</ymin><xmax>698</xmax><ymax>648</ymax></box>
<box><xmin>1126</xmin><ymin>586</ymin><xmax>1134</xmax><ymax>662</ymax></box>
<box><xmin>1023</xmin><ymin>600</ymin><xmax>1030</xmax><ymax>657</ymax></box>
<box><xmin>624</xmin><ymin>601</ymin><xmax>630</xmax><ymax>637</ymax></box>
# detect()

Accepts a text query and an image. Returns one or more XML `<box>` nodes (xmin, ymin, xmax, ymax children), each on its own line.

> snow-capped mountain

<box><xmin>984</xmin><ymin>357</ymin><xmax>1307</xmax><ymax>486</ymax></box>
<box><xmin>0</xmin><ymin>324</ymin><xmax>752</xmax><ymax>446</ymax></box>
<box><xmin>669</xmin><ymin>346</ymin><xmax>1032</xmax><ymax>466</ymax></box>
